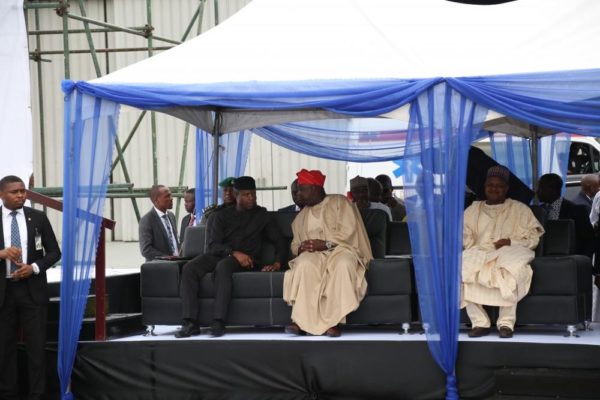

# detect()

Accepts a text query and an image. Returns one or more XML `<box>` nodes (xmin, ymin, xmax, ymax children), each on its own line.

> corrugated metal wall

<box><xmin>26</xmin><ymin>0</ymin><xmax>347</xmax><ymax>241</ymax></box>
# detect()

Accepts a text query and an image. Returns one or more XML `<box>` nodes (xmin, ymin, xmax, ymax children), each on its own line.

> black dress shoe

<box><xmin>467</xmin><ymin>327</ymin><xmax>490</xmax><ymax>338</ymax></box>
<box><xmin>285</xmin><ymin>323</ymin><xmax>306</xmax><ymax>336</ymax></box>
<box><xmin>210</xmin><ymin>319</ymin><xmax>226</xmax><ymax>337</ymax></box>
<box><xmin>174</xmin><ymin>320</ymin><xmax>200</xmax><ymax>338</ymax></box>
<box><xmin>498</xmin><ymin>326</ymin><xmax>514</xmax><ymax>339</ymax></box>
<box><xmin>325</xmin><ymin>325</ymin><xmax>342</xmax><ymax>338</ymax></box>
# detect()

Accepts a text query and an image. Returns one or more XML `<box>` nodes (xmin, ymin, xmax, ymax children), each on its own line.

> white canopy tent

<box><xmin>90</xmin><ymin>0</ymin><xmax>600</xmax><ymax>136</ymax></box>
<box><xmin>59</xmin><ymin>1</ymin><xmax>600</xmax><ymax>399</ymax></box>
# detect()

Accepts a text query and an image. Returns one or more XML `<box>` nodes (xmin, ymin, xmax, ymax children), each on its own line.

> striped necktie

<box><xmin>10</xmin><ymin>211</ymin><xmax>22</xmax><ymax>273</ymax></box>
<box><xmin>161</xmin><ymin>214</ymin><xmax>177</xmax><ymax>255</ymax></box>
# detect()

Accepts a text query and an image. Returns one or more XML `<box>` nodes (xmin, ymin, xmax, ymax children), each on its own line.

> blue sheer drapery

<box><xmin>59</xmin><ymin>90</ymin><xmax>118</xmax><ymax>400</ymax></box>
<box><xmin>403</xmin><ymin>83</ymin><xmax>488</xmax><ymax>399</ymax></box>
<box><xmin>252</xmin><ymin>118</ymin><xmax>409</xmax><ymax>162</ymax></box>
<box><xmin>194</xmin><ymin>129</ymin><xmax>252</xmax><ymax>220</ymax></box>
<box><xmin>489</xmin><ymin>132</ymin><xmax>571</xmax><ymax>190</ymax></box>
<box><xmin>60</xmin><ymin>69</ymin><xmax>600</xmax><ymax>399</ymax></box>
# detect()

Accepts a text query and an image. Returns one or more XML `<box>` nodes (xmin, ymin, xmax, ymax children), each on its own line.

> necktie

<box><xmin>10</xmin><ymin>211</ymin><xmax>22</xmax><ymax>273</ymax></box>
<box><xmin>162</xmin><ymin>214</ymin><xmax>177</xmax><ymax>255</ymax></box>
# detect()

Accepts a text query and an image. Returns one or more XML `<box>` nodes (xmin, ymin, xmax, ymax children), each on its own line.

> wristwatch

<box><xmin>325</xmin><ymin>240</ymin><xmax>333</xmax><ymax>250</ymax></box>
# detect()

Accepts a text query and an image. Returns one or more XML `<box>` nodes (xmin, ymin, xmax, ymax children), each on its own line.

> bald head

<box><xmin>581</xmin><ymin>174</ymin><xmax>600</xmax><ymax>198</ymax></box>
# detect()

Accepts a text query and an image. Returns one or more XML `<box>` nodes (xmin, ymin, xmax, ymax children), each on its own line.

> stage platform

<box><xmin>48</xmin><ymin>323</ymin><xmax>599</xmax><ymax>400</ymax></box>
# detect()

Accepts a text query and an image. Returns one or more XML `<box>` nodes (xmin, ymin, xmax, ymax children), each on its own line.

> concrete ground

<box><xmin>105</xmin><ymin>241</ymin><xmax>145</xmax><ymax>269</ymax></box>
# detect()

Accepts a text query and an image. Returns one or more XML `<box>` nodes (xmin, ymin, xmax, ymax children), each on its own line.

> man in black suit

<box><xmin>538</xmin><ymin>173</ymin><xmax>595</xmax><ymax>258</ymax></box>
<box><xmin>278</xmin><ymin>179</ymin><xmax>303</xmax><ymax>212</ymax></box>
<box><xmin>570</xmin><ymin>174</ymin><xmax>599</xmax><ymax>215</ymax></box>
<box><xmin>0</xmin><ymin>175</ymin><xmax>61</xmax><ymax>400</ymax></box>
<box><xmin>176</xmin><ymin>176</ymin><xmax>286</xmax><ymax>338</ymax></box>
<box><xmin>179</xmin><ymin>188</ymin><xmax>196</xmax><ymax>244</ymax></box>
<box><xmin>139</xmin><ymin>185</ymin><xmax>179</xmax><ymax>261</ymax></box>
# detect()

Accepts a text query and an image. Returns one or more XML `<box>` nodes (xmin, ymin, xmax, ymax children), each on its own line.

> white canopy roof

<box><xmin>90</xmin><ymin>0</ymin><xmax>600</xmax><ymax>134</ymax></box>
<box><xmin>95</xmin><ymin>0</ymin><xmax>600</xmax><ymax>85</ymax></box>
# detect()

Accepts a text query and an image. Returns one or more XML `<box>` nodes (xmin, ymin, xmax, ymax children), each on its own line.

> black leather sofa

<box><xmin>141</xmin><ymin>209</ymin><xmax>592</xmax><ymax>333</ymax></box>
<box><xmin>141</xmin><ymin>209</ymin><xmax>414</xmax><ymax>328</ymax></box>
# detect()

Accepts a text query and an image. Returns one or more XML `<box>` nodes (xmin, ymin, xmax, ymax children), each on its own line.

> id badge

<box><xmin>35</xmin><ymin>234</ymin><xmax>43</xmax><ymax>251</ymax></box>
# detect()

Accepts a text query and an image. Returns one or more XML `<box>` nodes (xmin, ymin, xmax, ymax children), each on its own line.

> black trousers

<box><xmin>0</xmin><ymin>280</ymin><xmax>47</xmax><ymax>400</ymax></box>
<box><xmin>180</xmin><ymin>254</ymin><xmax>252</xmax><ymax>322</ymax></box>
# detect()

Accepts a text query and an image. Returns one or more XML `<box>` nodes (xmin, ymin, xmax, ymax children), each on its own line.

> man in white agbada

<box><xmin>462</xmin><ymin>165</ymin><xmax>544</xmax><ymax>339</ymax></box>
<box><xmin>283</xmin><ymin>169</ymin><xmax>373</xmax><ymax>337</ymax></box>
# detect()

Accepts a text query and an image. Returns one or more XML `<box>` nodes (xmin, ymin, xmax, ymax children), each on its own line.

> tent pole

<box><xmin>531</xmin><ymin>125</ymin><xmax>539</xmax><ymax>205</ymax></box>
<box><xmin>212</xmin><ymin>112</ymin><xmax>223</xmax><ymax>205</ymax></box>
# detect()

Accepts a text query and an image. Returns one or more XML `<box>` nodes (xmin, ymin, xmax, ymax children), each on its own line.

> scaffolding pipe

<box><xmin>28</xmin><ymin>27</ymin><xmax>144</xmax><ymax>35</ymax></box>
<box><xmin>61</xmin><ymin>1</ymin><xmax>70</xmax><ymax>79</ymax></box>
<box><xmin>175</xmin><ymin>123</ymin><xmax>191</xmax><ymax>221</ymax></box>
<box><xmin>23</xmin><ymin>2</ymin><xmax>62</xmax><ymax>9</ymax></box>
<box><xmin>33</xmin><ymin>7</ymin><xmax>48</xmax><ymax>187</ymax></box>
<box><xmin>77</xmin><ymin>0</ymin><xmax>101</xmax><ymax>76</ymax></box>
<box><xmin>66</xmin><ymin>13</ymin><xmax>181</xmax><ymax>45</ymax></box>
<box><xmin>30</xmin><ymin>46</ymin><xmax>173</xmax><ymax>55</ymax></box>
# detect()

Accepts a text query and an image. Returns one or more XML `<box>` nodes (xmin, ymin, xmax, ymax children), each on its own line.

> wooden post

<box><xmin>95</xmin><ymin>225</ymin><xmax>107</xmax><ymax>341</ymax></box>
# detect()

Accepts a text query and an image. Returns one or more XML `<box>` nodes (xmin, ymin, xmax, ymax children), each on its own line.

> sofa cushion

<box><xmin>198</xmin><ymin>271</ymin><xmax>277</xmax><ymax>298</ymax></box>
<box><xmin>366</xmin><ymin>259</ymin><xmax>413</xmax><ymax>295</ymax></box>
<box><xmin>182</xmin><ymin>225</ymin><xmax>207</xmax><ymax>258</ymax></box>
<box><xmin>360</xmin><ymin>209</ymin><xmax>388</xmax><ymax>259</ymax></box>
<box><xmin>386</xmin><ymin>222</ymin><xmax>411</xmax><ymax>255</ymax></box>
<box><xmin>542</xmin><ymin>219</ymin><xmax>575</xmax><ymax>256</ymax></box>
<box><xmin>530</xmin><ymin>255</ymin><xmax>592</xmax><ymax>295</ymax></box>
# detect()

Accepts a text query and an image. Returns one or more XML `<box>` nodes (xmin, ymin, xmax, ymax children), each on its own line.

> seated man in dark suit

<box><xmin>0</xmin><ymin>175</ymin><xmax>61</xmax><ymax>400</ymax></box>
<box><xmin>179</xmin><ymin>188</ymin><xmax>196</xmax><ymax>244</ymax></box>
<box><xmin>570</xmin><ymin>174</ymin><xmax>599</xmax><ymax>215</ymax></box>
<box><xmin>537</xmin><ymin>173</ymin><xmax>595</xmax><ymax>258</ymax></box>
<box><xmin>139</xmin><ymin>185</ymin><xmax>179</xmax><ymax>261</ymax></box>
<box><xmin>278</xmin><ymin>178</ymin><xmax>304</xmax><ymax>212</ymax></box>
<box><xmin>176</xmin><ymin>176</ymin><xmax>286</xmax><ymax>338</ymax></box>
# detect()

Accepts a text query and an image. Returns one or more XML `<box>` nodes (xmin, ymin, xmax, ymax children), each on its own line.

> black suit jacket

<box><xmin>559</xmin><ymin>199</ymin><xmax>595</xmax><ymax>258</ymax></box>
<box><xmin>571</xmin><ymin>191</ymin><xmax>593</xmax><ymax>215</ymax></box>
<box><xmin>139</xmin><ymin>208</ymin><xmax>178</xmax><ymax>261</ymax></box>
<box><xmin>0</xmin><ymin>207</ymin><xmax>61</xmax><ymax>307</ymax></box>
<box><xmin>277</xmin><ymin>204</ymin><xmax>299</xmax><ymax>212</ymax></box>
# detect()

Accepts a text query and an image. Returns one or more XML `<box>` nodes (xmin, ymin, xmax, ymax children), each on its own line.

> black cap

<box><xmin>233</xmin><ymin>176</ymin><xmax>256</xmax><ymax>190</ymax></box>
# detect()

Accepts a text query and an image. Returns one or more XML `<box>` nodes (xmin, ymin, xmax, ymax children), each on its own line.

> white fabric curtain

<box><xmin>0</xmin><ymin>0</ymin><xmax>33</xmax><ymax>184</ymax></box>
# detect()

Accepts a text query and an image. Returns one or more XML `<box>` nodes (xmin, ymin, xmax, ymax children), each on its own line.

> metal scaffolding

<box><xmin>24</xmin><ymin>0</ymin><xmax>215</xmax><ymax>228</ymax></box>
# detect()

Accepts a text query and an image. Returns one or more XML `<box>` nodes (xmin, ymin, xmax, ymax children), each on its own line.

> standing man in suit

<box><xmin>0</xmin><ymin>175</ymin><xmax>61</xmax><ymax>400</ymax></box>
<box><xmin>571</xmin><ymin>174</ymin><xmax>599</xmax><ymax>215</ymax></box>
<box><xmin>139</xmin><ymin>185</ymin><xmax>179</xmax><ymax>261</ymax></box>
<box><xmin>179</xmin><ymin>188</ymin><xmax>196</xmax><ymax>244</ymax></box>
<box><xmin>278</xmin><ymin>179</ymin><xmax>303</xmax><ymax>212</ymax></box>
<box><xmin>537</xmin><ymin>173</ymin><xmax>595</xmax><ymax>258</ymax></box>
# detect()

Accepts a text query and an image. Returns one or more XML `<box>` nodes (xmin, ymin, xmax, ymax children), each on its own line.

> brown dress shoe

<box><xmin>285</xmin><ymin>323</ymin><xmax>306</xmax><ymax>336</ymax></box>
<box><xmin>467</xmin><ymin>327</ymin><xmax>490</xmax><ymax>338</ymax></box>
<box><xmin>325</xmin><ymin>325</ymin><xmax>342</xmax><ymax>337</ymax></box>
<box><xmin>498</xmin><ymin>326</ymin><xmax>514</xmax><ymax>339</ymax></box>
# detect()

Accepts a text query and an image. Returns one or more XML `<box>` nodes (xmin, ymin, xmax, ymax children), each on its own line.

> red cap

<box><xmin>296</xmin><ymin>169</ymin><xmax>326</xmax><ymax>187</ymax></box>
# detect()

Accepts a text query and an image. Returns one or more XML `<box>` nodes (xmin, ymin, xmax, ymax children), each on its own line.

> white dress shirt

<box><xmin>3</xmin><ymin>207</ymin><xmax>39</xmax><ymax>278</ymax></box>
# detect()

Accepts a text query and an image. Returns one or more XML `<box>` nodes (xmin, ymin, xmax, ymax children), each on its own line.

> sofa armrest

<box><xmin>141</xmin><ymin>260</ymin><xmax>183</xmax><ymax>297</ymax></box>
